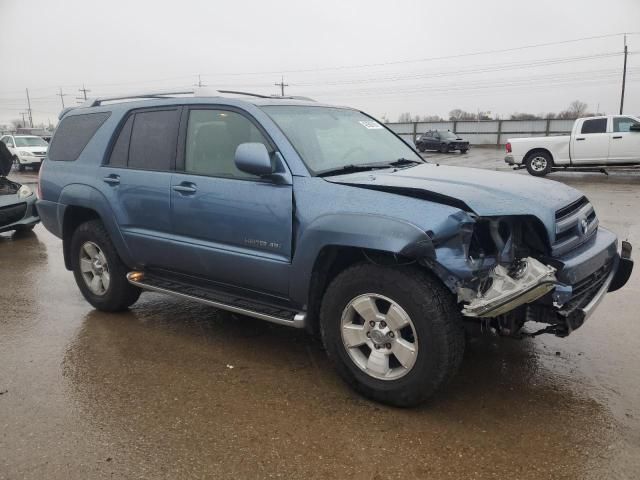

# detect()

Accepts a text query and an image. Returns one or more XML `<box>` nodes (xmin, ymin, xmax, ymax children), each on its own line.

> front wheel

<box><xmin>460</xmin><ymin>149</ymin><xmax>468</xmax><ymax>154</ymax></box>
<box><xmin>70</xmin><ymin>220</ymin><xmax>141</xmax><ymax>312</ymax></box>
<box><xmin>320</xmin><ymin>263</ymin><xmax>465</xmax><ymax>407</ymax></box>
<box><xmin>439</xmin><ymin>144</ymin><xmax>449</xmax><ymax>153</ymax></box>
<box><xmin>525</xmin><ymin>151</ymin><xmax>552</xmax><ymax>176</ymax></box>
<box><xmin>13</xmin><ymin>156</ymin><xmax>24</xmax><ymax>172</ymax></box>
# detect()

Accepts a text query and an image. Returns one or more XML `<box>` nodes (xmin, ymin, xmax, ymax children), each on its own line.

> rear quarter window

<box><xmin>48</xmin><ymin>112</ymin><xmax>110</xmax><ymax>161</ymax></box>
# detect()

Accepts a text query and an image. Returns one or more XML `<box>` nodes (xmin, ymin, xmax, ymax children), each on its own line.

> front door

<box><xmin>571</xmin><ymin>117</ymin><xmax>609</xmax><ymax>164</ymax></box>
<box><xmin>169</xmin><ymin>107</ymin><xmax>293</xmax><ymax>297</ymax></box>
<box><xmin>608</xmin><ymin>116</ymin><xmax>640</xmax><ymax>164</ymax></box>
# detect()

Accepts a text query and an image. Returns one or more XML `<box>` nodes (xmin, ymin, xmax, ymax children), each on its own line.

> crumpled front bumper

<box><xmin>459</xmin><ymin>227</ymin><xmax>633</xmax><ymax>336</ymax></box>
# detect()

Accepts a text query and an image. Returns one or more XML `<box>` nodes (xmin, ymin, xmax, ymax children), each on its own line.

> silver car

<box><xmin>0</xmin><ymin>150</ymin><xmax>39</xmax><ymax>233</ymax></box>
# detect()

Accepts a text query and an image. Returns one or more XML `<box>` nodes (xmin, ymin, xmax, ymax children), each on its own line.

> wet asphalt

<box><xmin>1</xmin><ymin>148</ymin><xmax>639</xmax><ymax>479</ymax></box>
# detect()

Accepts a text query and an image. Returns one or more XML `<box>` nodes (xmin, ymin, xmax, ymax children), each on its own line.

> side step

<box><xmin>126</xmin><ymin>271</ymin><xmax>306</xmax><ymax>329</ymax></box>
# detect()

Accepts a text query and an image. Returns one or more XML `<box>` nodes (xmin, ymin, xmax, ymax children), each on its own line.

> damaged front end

<box><xmin>424</xmin><ymin>214</ymin><xmax>632</xmax><ymax>338</ymax></box>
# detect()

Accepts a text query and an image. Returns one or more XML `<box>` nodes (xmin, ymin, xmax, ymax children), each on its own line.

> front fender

<box><xmin>289</xmin><ymin>213</ymin><xmax>434</xmax><ymax>304</ymax></box>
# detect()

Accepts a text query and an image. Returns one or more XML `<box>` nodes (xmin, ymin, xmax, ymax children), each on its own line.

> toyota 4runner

<box><xmin>37</xmin><ymin>90</ymin><xmax>633</xmax><ymax>406</ymax></box>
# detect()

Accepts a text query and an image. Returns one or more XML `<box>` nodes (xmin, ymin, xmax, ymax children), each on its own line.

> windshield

<box><xmin>438</xmin><ymin>131</ymin><xmax>458</xmax><ymax>139</ymax></box>
<box><xmin>15</xmin><ymin>136</ymin><xmax>48</xmax><ymax>147</ymax></box>
<box><xmin>262</xmin><ymin>106</ymin><xmax>422</xmax><ymax>175</ymax></box>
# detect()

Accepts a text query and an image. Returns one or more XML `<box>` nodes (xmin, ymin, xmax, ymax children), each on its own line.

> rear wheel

<box><xmin>70</xmin><ymin>220</ymin><xmax>141</xmax><ymax>311</ymax></box>
<box><xmin>525</xmin><ymin>151</ymin><xmax>552</xmax><ymax>176</ymax></box>
<box><xmin>320</xmin><ymin>263</ymin><xmax>465</xmax><ymax>407</ymax></box>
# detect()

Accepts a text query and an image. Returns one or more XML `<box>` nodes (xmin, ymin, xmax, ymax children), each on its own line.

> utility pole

<box><xmin>77</xmin><ymin>84</ymin><xmax>91</xmax><ymax>103</ymax></box>
<box><xmin>25</xmin><ymin>88</ymin><xmax>33</xmax><ymax>127</ymax></box>
<box><xmin>57</xmin><ymin>87</ymin><xmax>68</xmax><ymax>109</ymax></box>
<box><xmin>194</xmin><ymin>74</ymin><xmax>206</xmax><ymax>88</ymax></box>
<box><xmin>19</xmin><ymin>112</ymin><xmax>27</xmax><ymax>128</ymax></box>
<box><xmin>619</xmin><ymin>35</ymin><xmax>628</xmax><ymax>115</ymax></box>
<box><xmin>275</xmin><ymin>75</ymin><xmax>288</xmax><ymax>96</ymax></box>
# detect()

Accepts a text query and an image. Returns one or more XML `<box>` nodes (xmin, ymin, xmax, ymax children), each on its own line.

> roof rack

<box><xmin>60</xmin><ymin>88</ymin><xmax>316</xmax><ymax>119</ymax></box>
<box><xmin>82</xmin><ymin>89</ymin><xmax>196</xmax><ymax>108</ymax></box>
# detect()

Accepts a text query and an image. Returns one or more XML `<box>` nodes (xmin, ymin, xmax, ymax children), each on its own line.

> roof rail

<box><xmin>82</xmin><ymin>90</ymin><xmax>197</xmax><ymax>108</ymax></box>
<box><xmin>58</xmin><ymin>88</ymin><xmax>317</xmax><ymax>119</ymax></box>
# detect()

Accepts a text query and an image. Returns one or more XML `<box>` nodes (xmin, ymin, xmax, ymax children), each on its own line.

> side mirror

<box><xmin>234</xmin><ymin>143</ymin><xmax>274</xmax><ymax>176</ymax></box>
<box><xmin>629</xmin><ymin>124</ymin><xmax>640</xmax><ymax>132</ymax></box>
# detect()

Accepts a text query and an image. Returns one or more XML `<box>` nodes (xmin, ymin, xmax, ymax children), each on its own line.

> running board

<box><xmin>126</xmin><ymin>271</ymin><xmax>306</xmax><ymax>329</ymax></box>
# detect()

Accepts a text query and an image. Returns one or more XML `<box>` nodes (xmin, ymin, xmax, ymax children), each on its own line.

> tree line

<box><xmin>394</xmin><ymin>100</ymin><xmax>595</xmax><ymax>123</ymax></box>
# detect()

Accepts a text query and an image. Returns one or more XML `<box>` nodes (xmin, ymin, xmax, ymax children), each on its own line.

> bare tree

<box><xmin>510</xmin><ymin>113</ymin><xmax>542</xmax><ymax>120</ymax></box>
<box><xmin>448</xmin><ymin>109</ymin><xmax>476</xmax><ymax>121</ymax></box>
<box><xmin>397</xmin><ymin>112</ymin><xmax>413</xmax><ymax>123</ymax></box>
<box><xmin>10</xmin><ymin>119</ymin><xmax>24</xmax><ymax>129</ymax></box>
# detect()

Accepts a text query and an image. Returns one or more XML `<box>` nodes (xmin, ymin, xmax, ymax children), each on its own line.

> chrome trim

<box><xmin>556</xmin><ymin>203</ymin><xmax>594</xmax><ymax>234</ymax></box>
<box><xmin>127</xmin><ymin>273</ymin><xmax>306</xmax><ymax>329</ymax></box>
<box><xmin>576</xmin><ymin>254</ymin><xmax>619</xmax><ymax>323</ymax></box>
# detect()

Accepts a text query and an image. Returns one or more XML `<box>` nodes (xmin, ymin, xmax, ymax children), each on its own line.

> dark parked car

<box><xmin>0</xmin><ymin>142</ymin><xmax>40</xmax><ymax>233</ymax></box>
<box><xmin>37</xmin><ymin>91</ymin><xmax>632</xmax><ymax>407</ymax></box>
<box><xmin>416</xmin><ymin>130</ymin><xmax>469</xmax><ymax>153</ymax></box>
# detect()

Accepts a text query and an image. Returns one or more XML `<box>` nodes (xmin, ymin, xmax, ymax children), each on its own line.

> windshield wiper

<box><xmin>316</xmin><ymin>163</ymin><xmax>393</xmax><ymax>177</ymax></box>
<box><xmin>388</xmin><ymin>157</ymin><xmax>423</xmax><ymax>167</ymax></box>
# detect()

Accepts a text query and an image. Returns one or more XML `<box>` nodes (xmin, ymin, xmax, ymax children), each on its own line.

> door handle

<box><xmin>612</xmin><ymin>135</ymin><xmax>623</xmax><ymax>139</ymax></box>
<box><xmin>172</xmin><ymin>184</ymin><xmax>197</xmax><ymax>194</ymax></box>
<box><xmin>576</xmin><ymin>138</ymin><xmax>585</xmax><ymax>141</ymax></box>
<box><xmin>103</xmin><ymin>175</ymin><xmax>120</xmax><ymax>185</ymax></box>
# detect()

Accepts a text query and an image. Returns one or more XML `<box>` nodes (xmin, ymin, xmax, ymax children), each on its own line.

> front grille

<box><xmin>552</xmin><ymin>196</ymin><xmax>598</xmax><ymax>256</ymax></box>
<box><xmin>0</xmin><ymin>203</ymin><xmax>27</xmax><ymax>227</ymax></box>
<box><xmin>571</xmin><ymin>259</ymin><xmax>612</xmax><ymax>300</ymax></box>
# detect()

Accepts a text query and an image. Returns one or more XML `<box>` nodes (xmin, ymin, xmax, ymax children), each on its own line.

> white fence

<box><xmin>386</xmin><ymin>118</ymin><xmax>577</xmax><ymax>145</ymax></box>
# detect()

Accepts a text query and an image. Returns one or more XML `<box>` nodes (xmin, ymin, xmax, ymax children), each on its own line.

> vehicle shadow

<box><xmin>60</xmin><ymin>296</ymin><xmax>615</xmax><ymax>478</ymax></box>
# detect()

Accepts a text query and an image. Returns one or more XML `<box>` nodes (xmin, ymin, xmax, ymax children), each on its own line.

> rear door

<box><xmin>99</xmin><ymin>107</ymin><xmax>181</xmax><ymax>268</ymax></box>
<box><xmin>571</xmin><ymin>118</ymin><xmax>609</xmax><ymax>164</ymax></box>
<box><xmin>168</xmin><ymin>106</ymin><xmax>293</xmax><ymax>296</ymax></box>
<box><xmin>608</xmin><ymin>116</ymin><xmax>640</xmax><ymax>164</ymax></box>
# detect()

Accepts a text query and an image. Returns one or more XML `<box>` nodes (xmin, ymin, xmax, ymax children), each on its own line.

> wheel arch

<box><xmin>290</xmin><ymin>214</ymin><xmax>438</xmax><ymax>335</ymax></box>
<box><xmin>524</xmin><ymin>147</ymin><xmax>554</xmax><ymax>165</ymax></box>
<box><xmin>59</xmin><ymin>184</ymin><xmax>134</xmax><ymax>271</ymax></box>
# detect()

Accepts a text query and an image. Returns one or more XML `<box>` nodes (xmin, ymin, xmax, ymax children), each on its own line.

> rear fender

<box><xmin>58</xmin><ymin>183</ymin><xmax>134</xmax><ymax>269</ymax></box>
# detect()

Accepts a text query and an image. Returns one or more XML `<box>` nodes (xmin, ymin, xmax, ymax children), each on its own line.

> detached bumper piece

<box><xmin>462</xmin><ymin>257</ymin><xmax>557</xmax><ymax>318</ymax></box>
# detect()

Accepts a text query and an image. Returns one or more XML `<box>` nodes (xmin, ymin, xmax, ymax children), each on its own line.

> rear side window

<box><xmin>128</xmin><ymin>110</ymin><xmax>180</xmax><ymax>170</ymax></box>
<box><xmin>108</xmin><ymin>116</ymin><xmax>133</xmax><ymax>167</ymax></box>
<box><xmin>107</xmin><ymin>109</ymin><xmax>180</xmax><ymax>170</ymax></box>
<box><xmin>580</xmin><ymin>118</ymin><xmax>607</xmax><ymax>134</ymax></box>
<box><xmin>48</xmin><ymin>112</ymin><xmax>110</xmax><ymax>161</ymax></box>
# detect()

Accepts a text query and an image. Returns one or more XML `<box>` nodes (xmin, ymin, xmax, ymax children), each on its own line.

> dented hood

<box><xmin>326</xmin><ymin>164</ymin><xmax>583</xmax><ymax>228</ymax></box>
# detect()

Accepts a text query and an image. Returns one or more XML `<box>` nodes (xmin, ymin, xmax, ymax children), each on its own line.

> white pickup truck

<box><xmin>505</xmin><ymin>115</ymin><xmax>640</xmax><ymax>176</ymax></box>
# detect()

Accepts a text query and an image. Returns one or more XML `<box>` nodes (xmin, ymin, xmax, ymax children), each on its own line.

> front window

<box><xmin>262</xmin><ymin>106</ymin><xmax>422</xmax><ymax>175</ymax></box>
<box><xmin>613</xmin><ymin>117</ymin><xmax>640</xmax><ymax>133</ymax></box>
<box><xmin>15</xmin><ymin>136</ymin><xmax>48</xmax><ymax>147</ymax></box>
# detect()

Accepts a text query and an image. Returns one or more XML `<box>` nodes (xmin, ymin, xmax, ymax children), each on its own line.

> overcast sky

<box><xmin>1</xmin><ymin>0</ymin><xmax>639</xmax><ymax>126</ymax></box>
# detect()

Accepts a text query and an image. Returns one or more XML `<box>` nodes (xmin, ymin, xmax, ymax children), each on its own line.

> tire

<box><xmin>525</xmin><ymin>150</ymin><xmax>552</xmax><ymax>176</ymax></box>
<box><xmin>320</xmin><ymin>263</ymin><xmax>465</xmax><ymax>407</ymax></box>
<box><xmin>70</xmin><ymin>219</ymin><xmax>141</xmax><ymax>312</ymax></box>
<box><xmin>460</xmin><ymin>149</ymin><xmax>468</xmax><ymax>154</ymax></box>
<box><xmin>417</xmin><ymin>145</ymin><xmax>425</xmax><ymax>153</ymax></box>
<box><xmin>13</xmin><ymin>156</ymin><xmax>24</xmax><ymax>172</ymax></box>
<box><xmin>15</xmin><ymin>224</ymin><xmax>35</xmax><ymax>232</ymax></box>
<box><xmin>439</xmin><ymin>144</ymin><xmax>449</xmax><ymax>153</ymax></box>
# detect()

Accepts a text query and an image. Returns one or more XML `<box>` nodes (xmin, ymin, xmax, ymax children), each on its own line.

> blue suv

<box><xmin>37</xmin><ymin>91</ymin><xmax>633</xmax><ymax>406</ymax></box>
